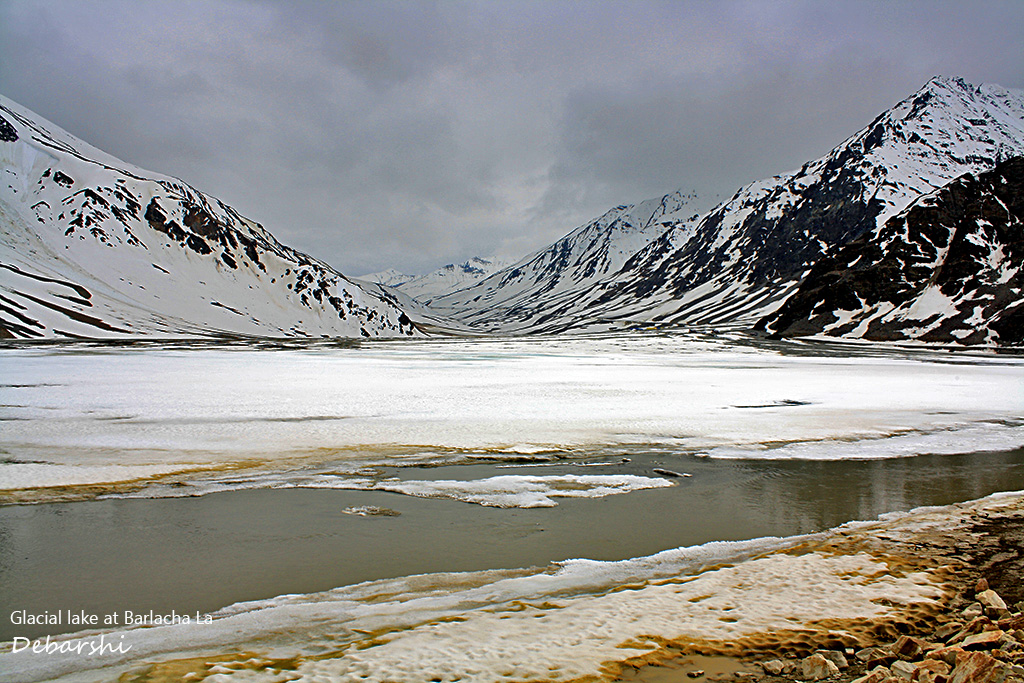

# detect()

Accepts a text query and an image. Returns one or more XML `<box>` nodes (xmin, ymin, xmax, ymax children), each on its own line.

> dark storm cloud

<box><xmin>1</xmin><ymin>0</ymin><xmax>1022</xmax><ymax>275</ymax></box>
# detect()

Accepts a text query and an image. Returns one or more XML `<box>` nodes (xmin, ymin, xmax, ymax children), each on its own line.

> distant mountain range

<box><xmin>359</xmin><ymin>256</ymin><xmax>513</xmax><ymax>301</ymax></box>
<box><xmin>424</xmin><ymin>191</ymin><xmax>715</xmax><ymax>331</ymax></box>
<box><xmin>2</xmin><ymin>76</ymin><xmax>1022</xmax><ymax>343</ymax></box>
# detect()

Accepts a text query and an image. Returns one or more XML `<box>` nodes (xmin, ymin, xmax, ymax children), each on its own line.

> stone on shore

<box><xmin>891</xmin><ymin>660</ymin><xmax>919</xmax><ymax>680</ymax></box>
<box><xmin>927</xmin><ymin>645</ymin><xmax>968</xmax><ymax>666</ymax></box>
<box><xmin>817</xmin><ymin>650</ymin><xmax>849</xmax><ymax>669</ymax></box>
<box><xmin>937</xmin><ymin>623</ymin><xmax>966</xmax><ymax>641</ymax></box>
<box><xmin>961</xmin><ymin>631</ymin><xmax>1006</xmax><ymax>650</ymax></box>
<box><xmin>948</xmin><ymin>651</ymin><xmax>1013</xmax><ymax>683</ymax></box>
<box><xmin>893</xmin><ymin>636</ymin><xmax>930</xmax><ymax>661</ymax></box>
<box><xmin>850</xmin><ymin>666</ymin><xmax>896</xmax><ymax>683</ymax></box>
<box><xmin>977</xmin><ymin>591</ymin><xmax>1008</xmax><ymax>612</ymax></box>
<box><xmin>802</xmin><ymin>653</ymin><xmax>841</xmax><ymax>680</ymax></box>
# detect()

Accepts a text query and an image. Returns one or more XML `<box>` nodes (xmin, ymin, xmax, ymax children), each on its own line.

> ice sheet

<box><xmin>2</xmin><ymin>334</ymin><xmax>1023</xmax><ymax>499</ymax></box>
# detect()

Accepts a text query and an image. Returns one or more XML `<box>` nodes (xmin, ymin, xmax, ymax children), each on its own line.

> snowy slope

<box><xmin>0</xmin><ymin>95</ymin><xmax>422</xmax><ymax>339</ymax></box>
<box><xmin>360</xmin><ymin>256</ymin><xmax>513</xmax><ymax>302</ymax></box>
<box><xmin>432</xmin><ymin>77</ymin><xmax>1024</xmax><ymax>334</ymax></box>
<box><xmin>428</xmin><ymin>190</ymin><xmax>713</xmax><ymax>330</ymax></box>
<box><xmin>759</xmin><ymin>156</ymin><xmax>1024</xmax><ymax>344</ymax></box>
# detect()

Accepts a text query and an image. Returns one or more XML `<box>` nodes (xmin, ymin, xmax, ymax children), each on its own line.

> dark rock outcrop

<box><xmin>759</xmin><ymin>157</ymin><xmax>1024</xmax><ymax>344</ymax></box>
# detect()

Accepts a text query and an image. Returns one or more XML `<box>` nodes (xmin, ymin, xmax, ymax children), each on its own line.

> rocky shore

<box><xmin>754</xmin><ymin>580</ymin><xmax>1024</xmax><ymax>683</ymax></box>
<box><xmin>615</xmin><ymin>493</ymin><xmax>1024</xmax><ymax>683</ymax></box>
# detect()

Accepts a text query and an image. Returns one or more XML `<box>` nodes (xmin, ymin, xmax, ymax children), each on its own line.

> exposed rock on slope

<box><xmin>0</xmin><ymin>95</ymin><xmax>420</xmax><ymax>339</ymax></box>
<box><xmin>758</xmin><ymin>157</ymin><xmax>1024</xmax><ymax>344</ymax></box>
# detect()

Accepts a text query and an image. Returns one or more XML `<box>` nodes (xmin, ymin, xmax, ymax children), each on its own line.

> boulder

<box><xmin>977</xmin><ymin>591</ymin><xmax>1008</xmax><ymax>612</ymax></box>
<box><xmin>962</xmin><ymin>631</ymin><xmax>1006</xmax><ymax>650</ymax></box>
<box><xmin>948</xmin><ymin>651</ymin><xmax>1012</xmax><ymax>683</ymax></box>
<box><xmin>914</xmin><ymin>669</ymin><xmax>948</xmax><ymax>683</ymax></box>
<box><xmin>975</xmin><ymin>578</ymin><xmax>990</xmax><ymax>594</ymax></box>
<box><xmin>859</xmin><ymin>647</ymin><xmax>892</xmax><ymax>662</ymax></box>
<box><xmin>938</xmin><ymin>623</ymin><xmax>966</xmax><ymax>642</ymax></box>
<box><xmin>891</xmin><ymin>660</ymin><xmax>919</xmax><ymax>680</ymax></box>
<box><xmin>916</xmin><ymin>659</ymin><xmax>953</xmax><ymax>677</ymax></box>
<box><xmin>816</xmin><ymin>650</ymin><xmax>849</xmax><ymax>669</ymax></box>
<box><xmin>801</xmin><ymin>653</ymin><xmax>841</xmax><ymax>680</ymax></box>
<box><xmin>894</xmin><ymin>636</ymin><xmax>930</xmax><ymax>660</ymax></box>
<box><xmin>927</xmin><ymin>646</ymin><xmax>968</xmax><ymax>666</ymax></box>
<box><xmin>963</xmin><ymin>604</ymin><xmax>985</xmax><ymax>620</ymax></box>
<box><xmin>951</xmin><ymin>617</ymin><xmax>998</xmax><ymax>644</ymax></box>
<box><xmin>851</xmin><ymin>667</ymin><xmax>895</xmax><ymax>683</ymax></box>
<box><xmin>997</xmin><ymin>615</ymin><xmax>1024</xmax><ymax>632</ymax></box>
<box><xmin>913</xmin><ymin>659</ymin><xmax>953</xmax><ymax>683</ymax></box>
<box><xmin>761</xmin><ymin>659</ymin><xmax>785</xmax><ymax>675</ymax></box>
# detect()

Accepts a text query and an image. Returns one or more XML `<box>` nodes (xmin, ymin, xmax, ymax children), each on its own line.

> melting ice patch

<box><xmin>0</xmin><ymin>462</ymin><xmax>197</xmax><ymax>491</ymax></box>
<box><xmin>109</xmin><ymin>472</ymin><xmax>674</xmax><ymax>508</ymax></box>
<box><xmin>704</xmin><ymin>421</ymin><xmax>1024</xmax><ymax>460</ymax></box>
<box><xmin>326</xmin><ymin>473</ymin><xmax>675</xmax><ymax>507</ymax></box>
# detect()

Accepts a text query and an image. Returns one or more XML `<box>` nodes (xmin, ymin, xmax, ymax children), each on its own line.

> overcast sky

<box><xmin>1</xmin><ymin>1</ymin><xmax>1022</xmax><ymax>276</ymax></box>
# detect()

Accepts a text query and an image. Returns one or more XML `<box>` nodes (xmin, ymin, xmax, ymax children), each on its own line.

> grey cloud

<box><xmin>1</xmin><ymin>0</ymin><xmax>1022</xmax><ymax>276</ymax></box>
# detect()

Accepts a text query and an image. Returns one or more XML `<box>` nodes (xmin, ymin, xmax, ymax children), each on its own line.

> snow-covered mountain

<box><xmin>431</xmin><ymin>77</ymin><xmax>1024</xmax><ymax>334</ymax></box>
<box><xmin>0</xmin><ymin>95</ymin><xmax>421</xmax><ymax>339</ymax></box>
<box><xmin>360</xmin><ymin>256</ymin><xmax>513</xmax><ymax>302</ymax></box>
<box><xmin>358</xmin><ymin>268</ymin><xmax>414</xmax><ymax>289</ymax></box>
<box><xmin>427</xmin><ymin>190</ymin><xmax>714</xmax><ymax>329</ymax></box>
<box><xmin>758</xmin><ymin>156</ymin><xmax>1024</xmax><ymax>344</ymax></box>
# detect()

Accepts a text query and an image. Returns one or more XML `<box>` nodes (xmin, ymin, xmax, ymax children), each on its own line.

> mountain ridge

<box><xmin>0</xmin><ymin>94</ymin><xmax>424</xmax><ymax>339</ymax></box>
<box><xmin>758</xmin><ymin>156</ymin><xmax>1024</xmax><ymax>344</ymax></box>
<box><xmin>3</xmin><ymin>76</ymin><xmax>1022</xmax><ymax>343</ymax></box>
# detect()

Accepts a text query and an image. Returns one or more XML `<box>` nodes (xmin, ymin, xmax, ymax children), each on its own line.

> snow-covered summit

<box><xmin>0</xmin><ymin>94</ymin><xmax>421</xmax><ymax>339</ymax></box>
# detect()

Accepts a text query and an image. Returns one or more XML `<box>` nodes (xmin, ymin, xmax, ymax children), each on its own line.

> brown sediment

<box><xmin>116</xmin><ymin>652</ymin><xmax>301</xmax><ymax>683</ymax></box>
<box><xmin>0</xmin><ymin>460</ymin><xmax>261</xmax><ymax>505</ymax></box>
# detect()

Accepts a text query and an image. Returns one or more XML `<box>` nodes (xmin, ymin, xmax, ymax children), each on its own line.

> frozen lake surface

<box><xmin>2</xmin><ymin>331</ymin><xmax>1023</xmax><ymax>502</ymax></box>
<box><xmin>1</xmin><ymin>331</ymin><xmax>1023</xmax><ymax>682</ymax></box>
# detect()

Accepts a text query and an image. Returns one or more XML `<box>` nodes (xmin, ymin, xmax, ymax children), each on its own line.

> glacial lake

<box><xmin>2</xmin><ymin>331</ymin><xmax>1023</xmax><ymax>643</ymax></box>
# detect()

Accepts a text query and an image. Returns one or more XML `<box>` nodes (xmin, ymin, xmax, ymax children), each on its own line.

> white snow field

<box><xmin>1</xmin><ymin>332</ymin><xmax>1022</xmax><ymax>503</ymax></box>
